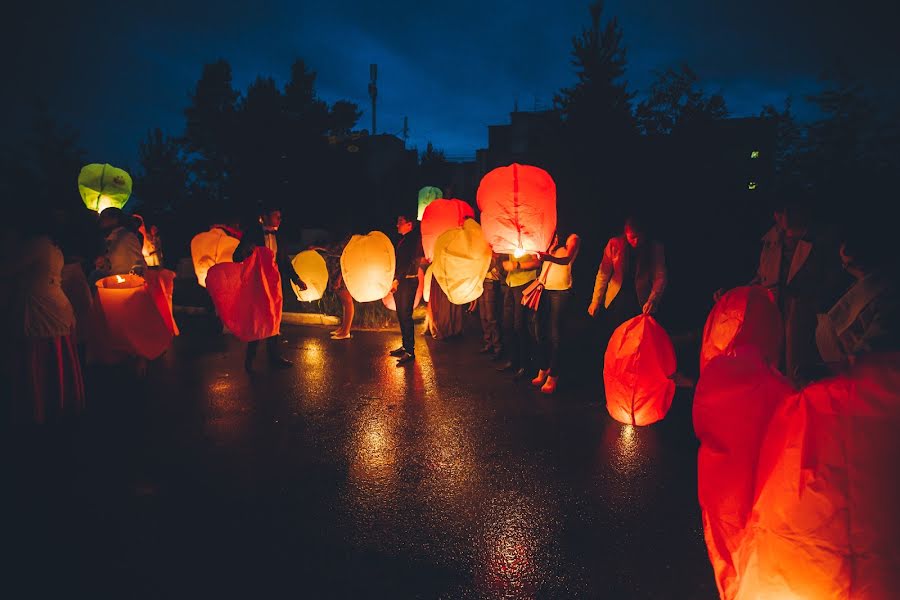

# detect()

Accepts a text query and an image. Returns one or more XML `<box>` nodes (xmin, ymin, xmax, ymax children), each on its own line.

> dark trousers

<box><xmin>478</xmin><ymin>279</ymin><xmax>502</xmax><ymax>353</ymax></box>
<box><xmin>246</xmin><ymin>335</ymin><xmax>281</xmax><ymax>362</ymax></box>
<box><xmin>502</xmin><ymin>284</ymin><xmax>537</xmax><ymax>370</ymax></box>
<box><xmin>395</xmin><ymin>277</ymin><xmax>418</xmax><ymax>355</ymax></box>
<box><xmin>537</xmin><ymin>289</ymin><xmax>570</xmax><ymax>375</ymax></box>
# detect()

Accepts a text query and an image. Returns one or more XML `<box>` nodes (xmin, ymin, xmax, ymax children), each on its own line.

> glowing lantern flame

<box><xmin>115</xmin><ymin>275</ymin><xmax>126</xmax><ymax>283</ymax></box>
<box><xmin>512</xmin><ymin>247</ymin><xmax>525</xmax><ymax>259</ymax></box>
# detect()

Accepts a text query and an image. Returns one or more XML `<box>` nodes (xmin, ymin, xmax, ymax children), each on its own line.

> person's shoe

<box><xmin>512</xmin><ymin>368</ymin><xmax>527</xmax><ymax>380</ymax></box>
<box><xmin>495</xmin><ymin>360</ymin><xmax>514</xmax><ymax>372</ymax></box>
<box><xmin>478</xmin><ymin>345</ymin><xmax>493</xmax><ymax>354</ymax></box>
<box><xmin>389</xmin><ymin>347</ymin><xmax>406</xmax><ymax>357</ymax></box>
<box><xmin>531</xmin><ymin>369</ymin><xmax>550</xmax><ymax>387</ymax></box>
<box><xmin>269</xmin><ymin>356</ymin><xmax>294</xmax><ymax>368</ymax></box>
<box><xmin>395</xmin><ymin>351</ymin><xmax>415</xmax><ymax>366</ymax></box>
<box><xmin>331</xmin><ymin>332</ymin><xmax>351</xmax><ymax>340</ymax></box>
<box><xmin>541</xmin><ymin>376</ymin><xmax>558</xmax><ymax>394</ymax></box>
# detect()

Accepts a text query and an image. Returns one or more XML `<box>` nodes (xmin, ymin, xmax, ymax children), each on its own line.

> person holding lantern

<box><xmin>1</xmin><ymin>219</ymin><xmax>84</xmax><ymax>424</ymax></box>
<box><xmin>389</xmin><ymin>214</ymin><xmax>424</xmax><ymax>366</ymax></box>
<box><xmin>496</xmin><ymin>251</ymin><xmax>541</xmax><ymax>379</ymax></box>
<box><xmin>233</xmin><ymin>206</ymin><xmax>304</xmax><ymax>372</ymax></box>
<box><xmin>91</xmin><ymin>207</ymin><xmax>146</xmax><ymax>283</ymax></box>
<box><xmin>532</xmin><ymin>232</ymin><xmax>581</xmax><ymax>394</ymax></box>
<box><xmin>588</xmin><ymin>215</ymin><xmax>667</xmax><ymax>330</ymax></box>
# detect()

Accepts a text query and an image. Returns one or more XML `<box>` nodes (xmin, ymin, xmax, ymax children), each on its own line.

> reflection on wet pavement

<box><xmin>5</xmin><ymin>320</ymin><xmax>718</xmax><ymax>598</ymax></box>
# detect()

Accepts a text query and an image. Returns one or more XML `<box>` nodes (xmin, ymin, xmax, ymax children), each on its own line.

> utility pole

<box><xmin>368</xmin><ymin>64</ymin><xmax>378</xmax><ymax>135</ymax></box>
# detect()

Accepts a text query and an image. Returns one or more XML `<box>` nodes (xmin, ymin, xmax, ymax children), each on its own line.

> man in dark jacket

<box><xmin>233</xmin><ymin>206</ymin><xmax>304</xmax><ymax>372</ymax></box>
<box><xmin>389</xmin><ymin>214</ymin><xmax>424</xmax><ymax>366</ymax></box>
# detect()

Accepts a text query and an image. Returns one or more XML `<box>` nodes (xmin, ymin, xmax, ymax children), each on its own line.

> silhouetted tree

<box><xmin>329</xmin><ymin>100</ymin><xmax>362</xmax><ymax>137</ymax></box>
<box><xmin>636</xmin><ymin>64</ymin><xmax>728</xmax><ymax>136</ymax></box>
<box><xmin>760</xmin><ymin>98</ymin><xmax>803</xmax><ymax>183</ymax></box>
<box><xmin>182</xmin><ymin>60</ymin><xmax>240</xmax><ymax>206</ymax></box>
<box><xmin>555</xmin><ymin>1</ymin><xmax>635</xmax><ymax>143</ymax></box>
<box><xmin>136</xmin><ymin>128</ymin><xmax>189</xmax><ymax>219</ymax></box>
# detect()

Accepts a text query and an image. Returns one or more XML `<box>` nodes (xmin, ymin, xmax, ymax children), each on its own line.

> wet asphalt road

<box><xmin>6</xmin><ymin>317</ymin><xmax>717</xmax><ymax>599</ymax></box>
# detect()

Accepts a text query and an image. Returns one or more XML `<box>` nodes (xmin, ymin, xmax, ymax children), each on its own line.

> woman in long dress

<box><xmin>1</xmin><ymin>224</ymin><xmax>85</xmax><ymax>424</ymax></box>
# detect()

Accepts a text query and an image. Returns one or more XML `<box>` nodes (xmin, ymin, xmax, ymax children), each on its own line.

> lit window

<box><xmin>750</xmin><ymin>150</ymin><xmax>760</xmax><ymax>159</ymax></box>
<box><xmin>748</xmin><ymin>181</ymin><xmax>758</xmax><ymax>190</ymax></box>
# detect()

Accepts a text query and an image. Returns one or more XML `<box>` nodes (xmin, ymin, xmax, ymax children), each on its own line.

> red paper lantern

<box><xmin>603</xmin><ymin>315</ymin><xmax>676</xmax><ymax>426</ymax></box>
<box><xmin>92</xmin><ymin>270</ymin><xmax>178</xmax><ymax>361</ymax></box>
<box><xmin>420</xmin><ymin>198</ymin><xmax>475</xmax><ymax>261</ymax></box>
<box><xmin>693</xmin><ymin>347</ymin><xmax>794</xmax><ymax>599</ymax></box>
<box><xmin>700</xmin><ymin>286</ymin><xmax>782</xmax><ymax>374</ymax></box>
<box><xmin>206</xmin><ymin>247</ymin><xmax>282</xmax><ymax>342</ymax></box>
<box><xmin>695</xmin><ymin>351</ymin><xmax>900</xmax><ymax>599</ymax></box>
<box><xmin>476</xmin><ymin>163</ymin><xmax>556</xmax><ymax>255</ymax></box>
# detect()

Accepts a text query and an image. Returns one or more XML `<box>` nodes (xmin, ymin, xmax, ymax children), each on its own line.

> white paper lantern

<box><xmin>432</xmin><ymin>220</ymin><xmax>492</xmax><ymax>305</ymax></box>
<box><xmin>340</xmin><ymin>231</ymin><xmax>396</xmax><ymax>302</ymax></box>
<box><xmin>291</xmin><ymin>250</ymin><xmax>329</xmax><ymax>302</ymax></box>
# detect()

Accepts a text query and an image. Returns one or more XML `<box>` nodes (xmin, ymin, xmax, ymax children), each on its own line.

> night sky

<box><xmin>6</xmin><ymin>0</ymin><xmax>899</xmax><ymax>167</ymax></box>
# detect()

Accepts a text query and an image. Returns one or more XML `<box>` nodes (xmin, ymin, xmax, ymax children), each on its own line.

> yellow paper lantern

<box><xmin>340</xmin><ymin>231</ymin><xmax>396</xmax><ymax>302</ymax></box>
<box><xmin>432</xmin><ymin>219</ymin><xmax>492</xmax><ymax>305</ymax></box>
<box><xmin>190</xmin><ymin>228</ymin><xmax>241</xmax><ymax>288</ymax></box>
<box><xmin>291</xmin><ymin>250</ymin><xmax>329</xmax><ymax>302</ymax></box>
<box><xmin>78</xmin><ymin>163</ymin><xmax>133</xmax><ymax>213</ymax></box>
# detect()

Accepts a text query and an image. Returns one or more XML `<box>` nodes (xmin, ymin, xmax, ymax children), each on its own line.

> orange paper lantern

<box><xmin>603</xmin><ymin>315</ymin><xmax>676</xmax><ymax>426</ymax></box>
<box><xmin>92</xmin><ymin>271</ymin><xmax>177</xmax><ymax>360</ymax></box>
<box><xmin>420</xmin><ymin>198</ymin><xmax>475</xmax><ymax>261</ymax></box>
<box><xmin>206</xmin><ymin>247</ymin><xmax>282</xmax><ymax>342</ymax></box>
<box><xmin>476</xmin><ymin>163</ymin><xmax>556</xmax><ymax>255</ymax></box>
<box><xmin>431</xmin><ymin>219</ymin><xmax>492</xmax><ymax>305</ymax></box>
<box><xmin>695</xmin><ymin>351</ymin><xmax>900</xmax><ymax>599</ymax></box>
<box><xmin>700</xmin><ymin>286</ymin><xmax>782</xmax><ymax>374</ymax></box>
<box><xmin>290</xmin><ymin>250</ymin><xmax>329</xmax><ymax>302</ymax></box>
<box><xmin>190</xmin><ymin>227</ymin><xmax>241</xmax><ymax>288</ymax></box>
<box><xmin>340</xmin><ymin>231</ymin><xmax>396</xmax><ymax>302</ymax></box>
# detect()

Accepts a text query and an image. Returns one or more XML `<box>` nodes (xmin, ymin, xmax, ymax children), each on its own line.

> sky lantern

<box><xmin>206</xmin><ymin>247</ymin><xmax>282</xmax><ymax>342</ymax></box>
<box><xmin>431</xmin><ymin>219</ymin><xmax>492</xmax><ymax>305</ymax></box>
<box><xmin>476</xmin><ymin>163</ymin><xmax>556</xmax><ymax>256</ymax></box>
<box><xmin>695</xmin><ymin>351</ymin><xmax>900</xmax><ymax>599</ymax></box>
<box><xmin>92</xmin><ymin>270</ymin><xmax>177</xmax><ymax>361</ymax></box>
<box><xmin>603</xmin><ymin>315</ymin><xmax>676</xmax><ymax>426</ymax></box>
<box><xmin>78</xmin><ymin>163</ymin><xmax>133</xmax><ymax>213</ymax></box>
<box><xmin>700</xmin><ymin>285</ymin><xmax>782</xmax><ymax>374</ymax></box>
<box><xmin>420</xmin><ymin>198</ymin><xmax>475</xmax><ymax>261</ymax></box>
<box><xmin>416</xmin><ymin>186</ymin><xmax>443</xmax><ymax>221</ymax></box>
<box><xmin>693</xmin><ymin>346</ymin><xmax>794</xmax><ymax>599</ymax></box>
<box><xmin>190</xmin><ymin>227</ymin><xmax>242</xmax><ymax>288</ymax></box>
<box><xmin>340</xmin><ymin>231</ymin><xmax>396</xmax><ymax>302</ymax></box>
<box><xmin>290</xmin><ymin>250</ymin><xmax>329</xmax><ymax>302</ymax></box>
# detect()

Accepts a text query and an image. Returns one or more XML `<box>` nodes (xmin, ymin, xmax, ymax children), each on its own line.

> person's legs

<box><xmin>511</xmin><ymin>284</ymin><xmax>530</xmax><ymax>375</ymax></box>
<box><xmin>335</xmin><ymin>285</ymin><xmax>354</xmax><ymax>337</ymax></box>
<box><xmin>479</xmin><ymin>280</ymin><xmax>501</xmax><ymax>353</ymax></box>
<box><xmin>496</xmin><ymin>285</ymin><xmax>517</xmax><ymax>370</ymax></box>
<box><xmin>395</xmin><ymin>278</ymin><xmax>417</xmax><ymax>356</ymax></box>
<box><xmin>548</xmin><ymin>290</ymin><xmax>569</xmax><ymax>376</ymax></box>
<box><xmin>245</xmin><ymin>340</ymin><xmax>259</xmax><ymax>372</ymax></box>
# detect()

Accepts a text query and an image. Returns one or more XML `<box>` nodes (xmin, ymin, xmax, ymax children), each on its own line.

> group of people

<box><xmin>2</xmin><ymin>205</ymin><xmax>159</xmax><ymax>424</ymax></box>
<box><xmin>380</xmin><ymin>211</ymin><xmax>667</xmax><ymax>395</ymax></box>
<box><xmin>3</xmin><ymin>192</ymin><xmax>898</xmax><ymax>425</ymax></box>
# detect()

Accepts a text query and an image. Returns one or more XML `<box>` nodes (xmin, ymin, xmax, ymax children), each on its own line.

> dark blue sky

<box><xmin>7</xmin><ymin>0</ymin><xmax>899</xmax><ymax>167</ymax></box>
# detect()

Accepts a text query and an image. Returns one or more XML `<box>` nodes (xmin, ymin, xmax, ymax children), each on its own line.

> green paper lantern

<box><xmin>79</xmin><ymin>163</ymin><xmax>133</xmax><ymax>213</ymax></box>
<box><xmin>416</xmin><ymin>186</ymin><xmax>443</xmax><ymax>221</ymax></box>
